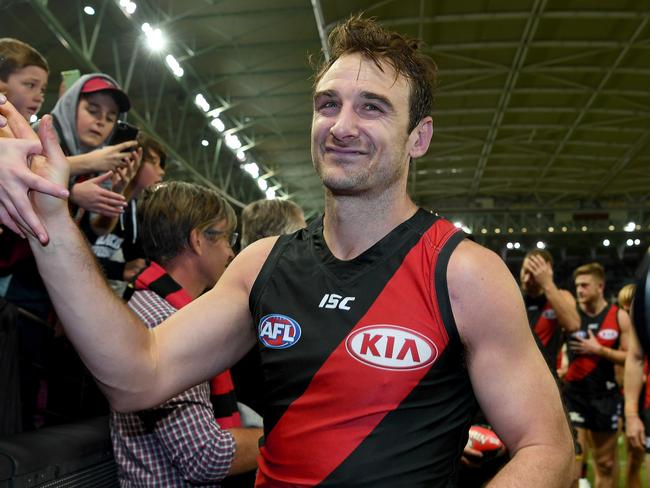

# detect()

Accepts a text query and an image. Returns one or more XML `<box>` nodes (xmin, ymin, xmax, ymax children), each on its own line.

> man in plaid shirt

<box><xmin>110</xmin><ymin>181</ymin><xmax>262</xmax><ymax>486</ymax></box>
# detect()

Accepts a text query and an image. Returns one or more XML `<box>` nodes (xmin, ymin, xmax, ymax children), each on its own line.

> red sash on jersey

<box><xmin>134</xmin><ymin>262</ymin><xmax>241</xmax><ymax>427</ymax></box>
<box><xmin>533</xmin><ymin>301</ymin><xmax>557</xmax><ymax>346</ymax></box>
<box><xmin>565</xmin><ymin>305</ymin><xmax>619</xmax><ymax>382</ymax></box>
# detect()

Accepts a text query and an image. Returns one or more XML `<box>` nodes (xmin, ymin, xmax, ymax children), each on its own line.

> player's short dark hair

<box><xmin>312</xmin><ymin>14</ymin><xmax>437</xmax><ymax>134</ymax></box>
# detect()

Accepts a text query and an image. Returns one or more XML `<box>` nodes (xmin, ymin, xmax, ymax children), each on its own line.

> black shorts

<box><xmin>563</xmin><ymin>389</ymin><xmax>621</xmax><ymax>432</ymax></box>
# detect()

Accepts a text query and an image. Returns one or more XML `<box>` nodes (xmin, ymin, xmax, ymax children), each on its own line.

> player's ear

<box><xmin>408</xmin><ymin>116</ymin><xmax>433</xmax><ymax>159</ymax></box>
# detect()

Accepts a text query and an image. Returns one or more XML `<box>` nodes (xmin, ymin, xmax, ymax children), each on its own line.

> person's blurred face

<box><xmin>0</xmin><ymin>65</ymin><xmax>48</xmax><ymax>120</ymax></box>
<box><xmin>76</xmin><ymin>92</ymin><xmax>118</xmax><ymax>149</ymax></box>
<box><xmin>575</xmin><ymin>273</ymin><xmax>603</xmax><ymax>306</ymax></box>
<box><xmin>520</xmin><ymin>257</ymin><xmax>538</xmax><ymax>294</ymax></box>
<box><xmin>135</xmin><ymin>149</ymin><xmax>165</xmax><ymax>190</ymax></box>
<box><xmin>198</xmin><ymin>219</ymin><xmax>236</xmax><ymax>289</ymax></box>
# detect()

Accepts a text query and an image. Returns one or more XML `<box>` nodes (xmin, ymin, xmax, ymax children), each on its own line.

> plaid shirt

<box><xmin>110</xmin><ymin>289</ymin><xmax>235</xmax><ymax>487</ymax></box>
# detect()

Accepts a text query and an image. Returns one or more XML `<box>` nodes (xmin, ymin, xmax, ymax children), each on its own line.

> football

<box><xmin>467</xmin><ymin>425</ymin><xmax>504</xmax><ymax>454</ymax></box>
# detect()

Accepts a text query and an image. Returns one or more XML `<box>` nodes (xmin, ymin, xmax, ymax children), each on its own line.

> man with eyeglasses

<box><xmin>111</xmin><ymin>181</ymin><xmax>262</xmax><ymax>487</ymax></box>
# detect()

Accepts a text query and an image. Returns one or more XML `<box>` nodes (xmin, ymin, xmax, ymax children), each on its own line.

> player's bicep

<box><xmin>449</xmin><ymin>241</ymin><xmax>567</xmax><ymax>454</ymax></box>
<box><xmin>151</xmin><ymin>240</ymin><xmax>275</xmax><ymax>402</ymax></box>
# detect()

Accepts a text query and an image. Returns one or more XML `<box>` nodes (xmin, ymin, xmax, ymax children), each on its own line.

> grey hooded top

<box><xmin>46</xmin><ymin>73</ymin><xmax>128</xmax><ymax>156</ymax></box>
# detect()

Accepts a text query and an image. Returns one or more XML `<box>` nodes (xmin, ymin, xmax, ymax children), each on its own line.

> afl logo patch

<box><xmin>542</xmin><ymin>309</ymin><xmax>557</xmax><ymax>320</ymax></box>
<box><xmin>258</xmin><ymin>314</ymin><xmax>301</xmax><ymax>349</ymax></box>
<box><xmin>345</xmin><ymin>325</ymin><xmax>438</xmax><ymax>371</ymax></box>
<box><xmin>598</xmin><ymin>329</ymin><xmax>618</xmax><ymax>341</ymax></box>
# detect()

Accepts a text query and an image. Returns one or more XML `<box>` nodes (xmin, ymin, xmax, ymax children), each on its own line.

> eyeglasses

<box><xmin>203</xmin><ymin>229</ymin><xmax>239</xmax><ymax>248</ymax></box>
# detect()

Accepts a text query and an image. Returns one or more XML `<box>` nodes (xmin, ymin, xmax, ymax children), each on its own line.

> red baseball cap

<box><xmin>80</xmin><ymin>77</ymin><xmax>131</xmax><ymax>112</ymax></box>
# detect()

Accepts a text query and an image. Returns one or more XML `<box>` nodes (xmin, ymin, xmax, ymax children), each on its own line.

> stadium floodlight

<box><xmin>243</xmin><ymin>163</ymin><xmax>259</xmax><ymax>179</ymax></box>
<box><xmin>165</xmin><ymin>55</ymin><xmax>184</xmax><ymax>78</ymax></box>
<box><xmin>141</xmin><ymin>23</ymin><xmax>165</xmax><ymax>51</ymax></box>
<box><xmin>210</xmin><ymin>117</ymin><xmax>225</xmax><ymax>132</ymax></box>
<box><xmin>194</xmin><ymin>93</ymin><xmax>210</xmax><ymax>113</ymax></box>
<box><xmin>225</xmin><ymin>134</ymin><xmax>242</xmax><ymax>150</ymax></box>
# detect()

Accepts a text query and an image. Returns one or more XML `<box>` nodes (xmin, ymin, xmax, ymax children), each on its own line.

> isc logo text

<box><xmin>319</xmin><ymin>293</ymin><xmax>355</xmax><ymax>310</ymax></box>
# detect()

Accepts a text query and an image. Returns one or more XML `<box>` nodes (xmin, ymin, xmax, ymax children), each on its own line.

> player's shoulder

<box><xmin>446</xmin><ymin>239</ymin><xmax>522</xmax><ymax>321</ymax></box>
<box><xmin>448</xmin><ymin>239</ymin><xmax>506</xmax><ymax>282</ymax></box>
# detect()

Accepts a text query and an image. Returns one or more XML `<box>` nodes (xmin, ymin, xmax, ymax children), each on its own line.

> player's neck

<box><xmin>322</xmin><ymin>192</ymin><xmax>417</xmax><ymax>261</ymax></box>
<box><xmin>580</xmin><ymin>297</ymin><xmax>607</xmax><ymax>316</ymax></box>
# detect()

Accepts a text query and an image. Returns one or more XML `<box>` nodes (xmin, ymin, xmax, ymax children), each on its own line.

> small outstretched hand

<box><xmin>0</xmin><ymin>97</ymin><xmax>71</xmax><ymax>244</ymax></box>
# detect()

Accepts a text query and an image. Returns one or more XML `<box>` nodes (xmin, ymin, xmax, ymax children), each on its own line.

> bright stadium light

<box><xmin>225</xmin><ymin>134</ymin><xmax>242</xmax><ymax>150</ymax></box>
<box><xmin>165</xmin><ymin>55</ymin><xmax>184</xmax><ymax>78</ymax></box>
<box><xmin>210</xmin><ymin>117</ymin><xmax>225</xmax><ymax>132</ymax></box>
<box><xmin>243</xmin><ymin>162</ymin><xmax>260</xmax><ymax>179</ymax></box>
<box><xmin>194</xmin><ymin>93</ymin><xmax>210</xmax><ymax>113</ymax></box>
<box><xmin>141</xmin><ymin>23</ymin><xmax>165</xmax><ymax>51</ymax></box>
<box><xmin>257</xmin><ymin>178</ymin><xmax>268</xmax><ymax>191</ymax></box>
<box><xmin>84</xmin><ymin>5</ymin><xmax>95</xmax><ymax>15</ymax></box>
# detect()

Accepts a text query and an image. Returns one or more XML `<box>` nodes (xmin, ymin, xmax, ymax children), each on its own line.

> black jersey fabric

<box><xmin>565</xmin><ymin>304</ymin><xmax>621</xmax><ymax>396</ymax></box>
<box><xmin>249</xmin><ymin>209</ymin><xmax>477</xmax><ymax>487</ymax></box>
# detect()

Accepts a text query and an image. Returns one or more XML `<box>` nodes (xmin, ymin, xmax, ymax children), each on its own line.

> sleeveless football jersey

<box><xmin>249</xmin><ymin>209</ymin><xmax>477</xmax><ymax>487</ymax></box>
<box><xmin>525</xmin><ymin>294</ymin><xmax>562</xmax><ymax>372</ymax></box>
<box><xmin>565</xmin><ymin>304</ymin><xmax>620</xmax><ymax>395</ymax></box>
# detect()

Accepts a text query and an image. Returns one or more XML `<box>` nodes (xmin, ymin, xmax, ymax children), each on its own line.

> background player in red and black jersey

<box><xmin>520</xmin><ymin>249</ymin><xmax>580</xmax><ymax>374</ymax></box>
<box><xmin>566</xmin><ymin>262</ymin><xmax>631</xmax><ymax>488</ymax></box>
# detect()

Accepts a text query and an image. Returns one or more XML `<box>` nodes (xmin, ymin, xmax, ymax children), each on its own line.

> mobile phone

<box><xmin>60</xmin><ymin>69</ymin><xmax>81</xmax><ymax>93</ymax></box>
<box><xmin>110</xmin><ymin>121</ymin><xmax>139</xmax><ymax>145</ymax></box>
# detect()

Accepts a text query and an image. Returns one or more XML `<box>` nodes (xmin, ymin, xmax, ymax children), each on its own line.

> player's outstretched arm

<box><xmin>449</xmin><ymin>240</ymin><xmax>574</xmax><ymax>487</ymax></box>
<box><xmin>26</xmin><ymin>116</ymin><xmax>261</xmax><ymax>411</ymax></box>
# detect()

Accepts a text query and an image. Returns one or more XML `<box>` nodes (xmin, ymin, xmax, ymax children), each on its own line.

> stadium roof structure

<box><xmin>2</xmin><ymin>0</ymin><xmax>650</xmax><ymax>245</ymax></box>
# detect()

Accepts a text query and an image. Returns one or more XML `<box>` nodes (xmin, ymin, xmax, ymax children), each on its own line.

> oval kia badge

<box><xmin>345</xmin><ymin>325</ymin><xmax>438</xmax><ymax>371</ymax></box>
